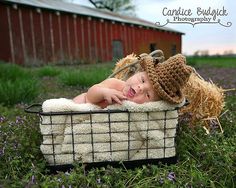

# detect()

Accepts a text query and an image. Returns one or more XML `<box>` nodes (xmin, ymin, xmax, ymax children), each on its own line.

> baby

<box><xmin>73</xmin><ymin>54</ymin><xmax>193</xmax><ymax>108</ymax></box>
<box><xmin>73</xmin><ymin>71</ymin><xmax>160</xmax><ymax>108</ymax></box>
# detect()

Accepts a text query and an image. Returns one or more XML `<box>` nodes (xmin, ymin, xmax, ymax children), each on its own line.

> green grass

<box><xmin>0</xmin><ymin>79</ymin><xmax>40</xmax><ymax>106</ymax></box>
<box><xmin>35</xmin><ymin>65</ymin><xmax>61</xmax><ymax>77</ymax></box>
<box><xmin>0</xmin><ymin>58</ymin><xmax>235</xmax><ymax>187</ymax></box>
<box><xmin>0</xmin><ymin>62</ymin><xmax>32</xmax><ymax>80</ymax></box>
<box><xmin>187</xmin><ymin>56</ymin><xmax>236</xmax><ymax>68</ymax></box>
<box><xmin>58</xmin><ymin>67</ymin><xmax>112</xmax><ymax>87</ymax></box>
<box><xmin>0</xmin><ymin>63</ymin><xmax>40</xmax><ymax>106</ymax></box>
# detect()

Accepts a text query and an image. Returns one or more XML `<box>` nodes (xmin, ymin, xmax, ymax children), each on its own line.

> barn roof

<box><xmin>3</xmin><ymin>0</ymin><xmax>183</xmax><ymax>34</ymax></box>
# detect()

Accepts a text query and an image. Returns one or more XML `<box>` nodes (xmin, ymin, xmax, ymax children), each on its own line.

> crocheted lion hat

<box><xmin>140</xmin><ymin>54</ymin><xmax>193</xmax><ymax>104</ymax></box>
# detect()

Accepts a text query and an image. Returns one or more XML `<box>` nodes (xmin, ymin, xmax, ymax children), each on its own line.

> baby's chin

<box><xmin>123</xmin><ymin>89</ymin><xmax>146</xmax><ymax>104</ymax></box>
<box><xmin>127</xmin><ymin>98</ymin><xmax>144</xmax><ymax>104</ymax></box>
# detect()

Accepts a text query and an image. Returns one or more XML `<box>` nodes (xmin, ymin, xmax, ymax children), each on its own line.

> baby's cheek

<box><xmin>132</xmin><ymin>96</ymin><xmax>147</xmax><ymax>104</ymax></box>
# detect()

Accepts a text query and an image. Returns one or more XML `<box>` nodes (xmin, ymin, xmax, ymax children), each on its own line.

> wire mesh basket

<box><xmin>25</xmin><ymin>103</ymin><xmax>180</xmax><ymax>169</ymax></box>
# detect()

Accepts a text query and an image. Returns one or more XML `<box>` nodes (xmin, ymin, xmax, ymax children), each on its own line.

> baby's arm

<box><xmin>86</xmin><ymin>78</ymin><xmax>126</xmax><ymax>105</ymax></box>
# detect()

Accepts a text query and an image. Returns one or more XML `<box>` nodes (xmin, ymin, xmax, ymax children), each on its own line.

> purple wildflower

<box><xmin>31</xmin><ymin>175</ymin><xmax>35</xmax><ymax>184</ymax></box>
<box><xmin>0</xmin><ymin>116</ymin><xmax>5</xmax><ymax>123</ymax></box>
<box><xmin>15</xmin><ymin>116</ymin><xmax>25</xmax><ymax>124</ymax></box>
<box><xmin>0</xmin><ymin>147</ymin><xmax>5</xmax><ymax>156</ymax></box>
<box><xmin>159</xmin><ymin>177</ymin><xmax>164</xmax><ymax>185</ymax></box>
<box><xmin>167</xmin><ymin>172</ymin><xmax>176</xmax><ymax>182</ymax></box>
<box><xmin>13</xmin><ymin>142</ymin><xmax>18</xmax><ymax>150</ymax></box>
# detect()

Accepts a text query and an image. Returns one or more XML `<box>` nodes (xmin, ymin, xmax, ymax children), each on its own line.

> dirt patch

<box><xmin>37</xmin><ymin>76</ymin><xmax>87</xmax><ymax>102</ymax></box>
<box><xmin>196</xmin><ymin>67</ymin><xmax>236</xmax><ymax>96</ymax></box>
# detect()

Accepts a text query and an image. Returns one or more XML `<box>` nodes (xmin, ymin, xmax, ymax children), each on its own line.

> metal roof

<box><xmin>3</xmin><ymin>0</ymin><xmax>183</xmax><ymax>34</ymax></box>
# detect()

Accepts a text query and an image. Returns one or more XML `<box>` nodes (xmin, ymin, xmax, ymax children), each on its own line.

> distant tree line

<box><xmin>193</xmin><ymin>50</ymin><xmax>235</xmax><ymax>57</ymax></box>
<box><xmin>56</xmin><ymin>0</ymin><xmax>136</xmax><ymax>16</ymax></box>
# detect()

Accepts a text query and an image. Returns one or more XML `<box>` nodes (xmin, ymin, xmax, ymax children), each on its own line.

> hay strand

<box><xmin>203</xmin><ymin>117</ymin><xmax>224</xmax><ymax>134</ymax></box>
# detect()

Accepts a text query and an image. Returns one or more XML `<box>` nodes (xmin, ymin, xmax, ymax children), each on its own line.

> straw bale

<box><xmin>180</xmin><ymin>73</ymin><xmax>225</xmax><ymax>126</ymax></box>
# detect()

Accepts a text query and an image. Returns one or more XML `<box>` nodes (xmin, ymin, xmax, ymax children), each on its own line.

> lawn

<box><xmin>0</xmin><ymin>57</ymin><xmax>235</xmax><ymax>187</ymax></box>
<box><xmin>187</xmin><ymin>56</ymin><xmax>236</xmax><ymax>68</ymax></box>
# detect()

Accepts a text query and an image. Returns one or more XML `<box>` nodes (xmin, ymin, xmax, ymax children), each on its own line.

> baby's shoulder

<box><xmin>103</xmin><ymin>78</ymin><xmax>125</xmax><ymax>88</ymax></box>
<box><xmin>104</xmin><ymin>77</ymin><xmax>123</xmax><ymax>83</ymax></box>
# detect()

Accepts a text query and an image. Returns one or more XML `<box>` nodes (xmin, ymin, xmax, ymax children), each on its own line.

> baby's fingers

<box><xmin>116</xmin><ymin>93</ymin><xmax>127</xmax><ymax>100</ymax></box>
<box><xmin>112</xmin><ymin>95</ymin><xmax>123</xmax><ymax>104</ymax></box>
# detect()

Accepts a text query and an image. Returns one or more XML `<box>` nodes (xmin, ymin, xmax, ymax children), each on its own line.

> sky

<box><xmin>73</xmin><ymin>0</ymin><xmax>236</xmax><ymax>55</ymax></box>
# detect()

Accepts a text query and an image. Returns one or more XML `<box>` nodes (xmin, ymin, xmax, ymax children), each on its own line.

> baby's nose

<box><xmin>138</xmin><ymin>85</ymin><xmax>144</xmax><ymax>93</ymax></box>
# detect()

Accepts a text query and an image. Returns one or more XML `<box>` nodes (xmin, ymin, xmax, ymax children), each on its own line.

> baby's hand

<box><xmin>103</xmin><ymin>88</ymin><xmax>127</xmax><ymax>105</ymax></box>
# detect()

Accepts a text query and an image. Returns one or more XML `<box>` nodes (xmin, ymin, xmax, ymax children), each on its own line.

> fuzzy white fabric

<box><xmin>105</xmin><ymin>100</ymin><xmax>185</xmax><ymax>112</ymax></box>
<box><xmin>40</xmin><ymin>98</ymin><xmax>183</xmax><ymax>165</ymax></box>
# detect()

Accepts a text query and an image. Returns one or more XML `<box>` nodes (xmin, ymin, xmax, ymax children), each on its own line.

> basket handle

<box><xmin>25</xmin><ymin>103</ymin><xmax>42</xmax><ymax>114</ymax></box>
<box><xmin>108</xmin><ymin>50</ymin><xmax>165</xmax><ymax>78</ymax></box>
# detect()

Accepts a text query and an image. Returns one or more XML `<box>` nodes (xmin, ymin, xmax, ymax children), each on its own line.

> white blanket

<box><xmin>40</xmin><ymin>98</ymin><xmax>184</xmax><ymax>165</ymax></box>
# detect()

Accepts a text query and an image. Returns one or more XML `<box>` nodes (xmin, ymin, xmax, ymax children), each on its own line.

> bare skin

<box><xmin>73</xmin><ymin>72</ymin><xmax>160</xmax><ymax>108</ymax></box>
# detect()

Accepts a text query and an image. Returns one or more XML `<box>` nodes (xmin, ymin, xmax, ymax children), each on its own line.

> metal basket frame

<box><xmin>26</xmin><ymin>104</ymin><xmax>179</xmax><ymax>169</ymax></box>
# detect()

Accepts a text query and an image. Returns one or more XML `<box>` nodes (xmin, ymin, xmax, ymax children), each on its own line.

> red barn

<box><xmin>0</xmin><ymin>0</ymin><xmax>183</xmax><ymax>65</ymax></box>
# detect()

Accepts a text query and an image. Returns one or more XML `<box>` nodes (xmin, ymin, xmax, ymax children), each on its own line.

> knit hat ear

<box><xmin>140</xmin><ymin>54</ymin><xmax>193</xmax><ymax>104</ymax></box>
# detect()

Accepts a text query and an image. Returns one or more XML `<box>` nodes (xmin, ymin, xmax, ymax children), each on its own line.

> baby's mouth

<box><xmin>127</xmin><ymin>87</ymin><xmax>136</xmax><ymax>98</ymax></box>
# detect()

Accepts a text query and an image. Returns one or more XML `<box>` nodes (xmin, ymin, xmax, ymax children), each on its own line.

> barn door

<box><xmin>171</xmin><ymin>44</ymin><xmax>177</xmax><ymax>55</ymax></box>
<box><xmin>112</xmin><ymin>40</ymin><xmax>123</xmax><ymax>60</ymax></box>
<box><xmin>150</xmin><ymin>43</ymin><xmax>157</xmax><ymax>52</ymax></box>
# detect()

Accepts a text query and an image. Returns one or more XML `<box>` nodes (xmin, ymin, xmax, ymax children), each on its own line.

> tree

<box><xmin>88</xmin><ymin>0</ymin><xmax>136</xmax><ymax>16</ymax></box>
<box><xmin>193</xmin><ymin>50</ymin><xmax>200</xmax><ymax>57</ymax></box>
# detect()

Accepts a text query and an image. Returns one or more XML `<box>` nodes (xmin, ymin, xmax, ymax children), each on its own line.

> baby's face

<box><xmin>122</xmin><ymin>72</ymin><xmax>159</xmax><ymax>104</ymax></box>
